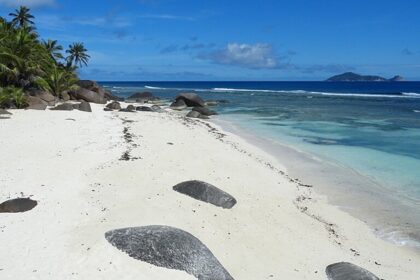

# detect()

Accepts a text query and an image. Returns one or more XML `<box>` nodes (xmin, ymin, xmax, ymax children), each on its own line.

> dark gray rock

<box><xmin>186</xmin><ymin>110</ymin><xmax>209</xmax><ymax>119</ymax></box>
<box><xmin>28</xmin><ymin>90</ymin><xmax>57</xmax><ymax>106</ymax></box>
<box><xmin>176</xmin><ymin>93</ymin><xmax>205</xmax><ymax>107</ymax></box>
<box><xmin>38</xmin><ymin>93</ymin><xmax>56</xmax><ymax>106</ymax></box>
<box><xmin>186</xmin><ymin>110</ymin><xmax>201</xmax><ymax>118</ymax></box>
<box><xmin>136</xmin><ymin>105</ymin><xmax>163</xmax><ymax>112</ymax></box>
<box><xmin>0</xmin><ymin>198</ymin><xmax>37</xmax><ymax>213</ymax></box>
<box><xmin>105</xmin><ymin>225</ymin><xmax>234</xmax><ymax>280</ymax></box>
<box><xmin>170</xmin><ymin>99</ymin><xmax>187</xmax><ymax>110</ymax></box>
<box><xmin>151</xmin><ymin>105</ymin><xmax>164</xmax><ymax>113</ymax></box>
<box><xmin>77</xmin><ymin>101</ymin><xmax>92</xmax><ymax>112</ymax></box>
<box><xmin>77</xmin><ymin>80</ymin><xmax>122</xmax><ymax>101</ymax></box>
<box><xmin>127</xmin><ymin>105</ymin><xmax>136</xmax><ymax>111</ymax></box>
<box><xmin>120</xmin><ymin>105</ymin><xmax>136</xmax><ymax>113</ymax></box>
<box><xmin>128</xmin><ymin>91</ymin><xmax>152</xmax><ymax>99</ymax></box>
<box><xmin>127</xmin><ymin>92</ymin><xmax>159</xmax><ymax>103</ymax></box>
<box><xmin>173</xmin><ymin>180</ymin><xmax>237</xmax><ymax>209</ymax></box>
<box><xmin>104</xmin><ymin>108</ymin><xmax>113</xmax><ymax>111</ymax></box>
<box><xmin>26</xmin><ymin>96</ymin><xmax>47</xmax><ymax>110</ymax></box>
<box><xmin>60</xmin><ymin>91</ymin><xmax>71</xmax><ymax>102</ymax></box>
<box><xmin>326</xmin><ymin>262</ymin><xmax>380</xmax><ymax>280</ymax></box>
<box><xmin>74</xmin><ymin>88</ymin><xmax>106</xmax><ymax>104</ymax></box>
<box><xmin>0</xmin><ymin>109</ymin><xmax>12</xmax><ymax>115</ymax></box>
<box><xmin>136</xmin><ymin>106</ymin><xmax>154</xmax><ymax>112</ymax></box>
<box><xmin>50</xmin><ymin>103</ymin><xmax>74</xmax><ymax>111</ymax></box>
<box><xmin>106</xmin><ymin>101</ymin><xmax>122</xmax><ymax>110</ymax></box>
<box><xmin>77</xmin><ymin>80</ymin><xmax>102</xmax><ymax>92</ymax></box>
<box><xmin>193</xmin><ymin>107</ymin><xmax>217</xmax><ymax>116</ymax></box>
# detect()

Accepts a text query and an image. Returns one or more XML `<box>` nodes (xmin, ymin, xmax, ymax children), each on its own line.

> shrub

<box><xmin>0</xmin><ymin>86</ymin><xmax>28</xmax><ymax>108</ymax></box>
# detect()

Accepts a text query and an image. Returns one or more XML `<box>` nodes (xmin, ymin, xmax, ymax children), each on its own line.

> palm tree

<box><xmin>66</xmin><ymin>42</ymin><xmax>90</xmax><ymax>68</ymax></box>
<box><xmin>42</xmin><ymin>39</ymin><xmax>64</xmax><ymax>61</ymax></box>
<box><xmin>9</xmin><ymin>6</ymin><xmax>35</xmax><ymax>28</ymax></box>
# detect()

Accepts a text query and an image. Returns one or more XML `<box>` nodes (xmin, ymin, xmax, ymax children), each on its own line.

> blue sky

<box><xmin>1</xmin><ymin>0</ymin><xmax>420</xmax><ymax>81</ymax></box>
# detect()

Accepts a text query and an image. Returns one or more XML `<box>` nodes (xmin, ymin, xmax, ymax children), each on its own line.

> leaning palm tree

<box><xmin>9</xmin><ymin>6</ymin><xmax>35</xmax><ymax>28</ymax></box>
<box><xmin>66</xmin><ymin>42</ymin><xmax>90</xmax><ymax>68</ymax></box>
<box><xmin>42</xmin><ymin>39</ymin><xmax>64</xmax><ymax>61</ymax></box>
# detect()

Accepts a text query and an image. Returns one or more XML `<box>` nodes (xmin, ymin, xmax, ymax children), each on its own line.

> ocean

<box><xmin>100</xmin><ymin>81</ymin><xmax>420</xmax><ymax>249</ymax></box>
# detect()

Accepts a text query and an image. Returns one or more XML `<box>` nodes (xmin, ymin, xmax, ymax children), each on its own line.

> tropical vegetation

<box><xmin>0</xmin><ymin>6</ymin><xmax>90</xmax><ymax>108</ymax></box>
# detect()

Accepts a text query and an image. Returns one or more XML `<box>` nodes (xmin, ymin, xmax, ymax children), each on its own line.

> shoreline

<box><xmin>212</xmin><ymin>116</ymin><xmax>420</xmax><ymax>250</ymax></box>
<box><xmin>0</xmin><ymin>103</ymin><xmax>419</xmax><ymax>279</ymax></box>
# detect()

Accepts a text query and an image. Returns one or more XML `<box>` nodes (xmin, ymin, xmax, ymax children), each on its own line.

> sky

<box><xmin>1</xmin><ymin>0</ymin><xmax>420</xmax><ymax>81</ymax></box>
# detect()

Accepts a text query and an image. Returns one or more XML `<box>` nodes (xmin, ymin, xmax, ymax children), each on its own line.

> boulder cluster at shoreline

<box><xmin>1</xmin><ymin>79</ymin><xmax>222</xmax><ymax>121</ymax></box>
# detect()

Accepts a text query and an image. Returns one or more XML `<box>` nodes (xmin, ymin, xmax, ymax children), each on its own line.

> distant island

<box><xmin>326</xmin><ymin>72</ymin><xmax>404</xmax><ymax>82</ymax></box>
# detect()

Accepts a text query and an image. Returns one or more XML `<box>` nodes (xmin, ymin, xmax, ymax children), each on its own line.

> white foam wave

<box><xmin>314</xmin><ymin>92</ymin><xmax>406</xmax><ymax>98</ymax></box>
<box><xmin>145</xmin><ymin>86</ymin><xmax>165</xmax><ymax>90</ymax></box>
<box><xmin>213</xmin><ymin>87</ymin><xmax>420</xmax><ymax>98</ymax></box>
<box><xmin>402</xmin><ymin>92</ymin><xmax>420</xmax><ymax>96</ymax></box>
<box><xmin>212</xmin><ymin>87</ymin><xmax>284</xmax><ymax>93</ymax></box>
<box><xmin>140</xmin><ymin>85</ymin><xmax>420</xmax><ymax>99</ymax></box>
<box><xmin>145</xmin><ymin>85</ymin><xmax>210</xmax><ymax>92</ymax></box>
<box><xmin>414</xmin><ymin>110</ymin><xmax>420</xmax><ymax>113</ymax></box>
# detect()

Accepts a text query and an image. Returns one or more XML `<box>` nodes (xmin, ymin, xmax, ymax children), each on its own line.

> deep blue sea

<box><xmin>101</xmin><ymin>81</ymin><xmax>420</xmax><ymax>248</ymax></box>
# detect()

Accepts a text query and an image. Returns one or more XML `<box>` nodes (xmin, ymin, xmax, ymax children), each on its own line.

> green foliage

<box><xmin>0</xmin><ymin>6</ymin><xmax>90</xmax><ymax>98</ymax></box>
<box><xmin>0</xmin><ymin>86</ymin><xmax>28</xmax><ymax>108</ymax></box>
<box><xmin>42</xmin><ymin>39</ymin><xmax>64</xmax><ymax>61</ymax></box>
<box><xmin>36</xmin><ymin>64</ymin><xmax>78</xmax><ymax>96</ymax></box>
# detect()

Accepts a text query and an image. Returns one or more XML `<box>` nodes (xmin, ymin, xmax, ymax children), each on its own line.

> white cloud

<box><xmin>202</xmin><ymin>43</ymin><xmax>279</xmax><ymax>69</ymax></box>
<box><xmin>36</xmin><ymin>15</ymin><xmax>132</xmax><ymax>30</ymax></box>
<box><xmin>0</xmin><ymin>0</ymin><xmax>55</xmax><ymax>7</ymax></box>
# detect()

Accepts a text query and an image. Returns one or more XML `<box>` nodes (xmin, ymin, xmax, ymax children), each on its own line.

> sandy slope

<box><xmin>0</xmin><ymin>103</ymin><xmax>418</xmax><ymax>279</ymax></box>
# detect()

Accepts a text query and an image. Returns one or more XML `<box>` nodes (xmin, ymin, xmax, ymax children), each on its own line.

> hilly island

<box><xmin>326</xmin><ymin>72</ymin><xmax>404</xmax><ymax>82</ymax></box>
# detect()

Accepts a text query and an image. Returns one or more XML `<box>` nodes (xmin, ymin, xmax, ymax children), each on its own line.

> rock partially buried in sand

<box><xmin>0</xmin><ymin>109</ymin><xmax>12</xmax><ymax>115</ymax></box>
<box><xmin>0</xmin><ymin>198</ymin><xmax>37</xmax><ymax>213</ymax></box>
<box><xmin>106</xmin><ymin>101</ymin><xmax>122</xmax><ymax>110</ymax></box>
<box><xmin>77</xmin><ymin>101</ymin><xmax>92</xmax><ymax>112</ymax></box>
<box><xmin>173</xmin><ymin>180</ymin><xmax>237</xmax><ymax>209</ymax></box>
<box><xmin>105</xmin><ymin>225</ymin><xmax>234</xmax><ymax>280</ymax></box>
<box><xmin>120</xmin><ymin>105</ymin><xmax>136</xmax><ymax>112</ymax></box>
<box><xmin>26</xmin><ymin>96</ymin><xmax>47</xmax><ymax>110</ymax></box>
<box><xmin>50</xmin><ymin>103</ymin><xmax>74</xmax><ymax>111</ymax></box>
<box><xmin>326</xmin><ymin>262</ymin><xmax>380</xmax><ymax>280</ymax></box>
<box><xmin>136</xmin><ymin>106</ymin><xmax>154</xmax><ymax>112</ymax></box>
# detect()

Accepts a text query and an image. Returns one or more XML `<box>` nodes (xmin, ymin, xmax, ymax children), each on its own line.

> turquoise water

<box><xmin>102</xmin><ymin>81</ymin><xmax>420</xmax><ymax>248</ymax></box>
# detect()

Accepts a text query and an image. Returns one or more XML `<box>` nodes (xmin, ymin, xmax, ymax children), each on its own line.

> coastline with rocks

<box><xmin>1</xmin><ymin>2</ymin><xmax>420</xmax><ymax>279</ymax></box>
<box><xmin>1</xmin><ymin>81</ymin><xmax>419</xmax><ymax>279</ymax></box>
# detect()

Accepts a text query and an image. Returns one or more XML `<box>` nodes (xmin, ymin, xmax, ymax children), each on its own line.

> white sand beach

<box><xmin>0</xmin><ymin>103</ymin><xmax>419</xmax><ymax>279</ymax></box>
